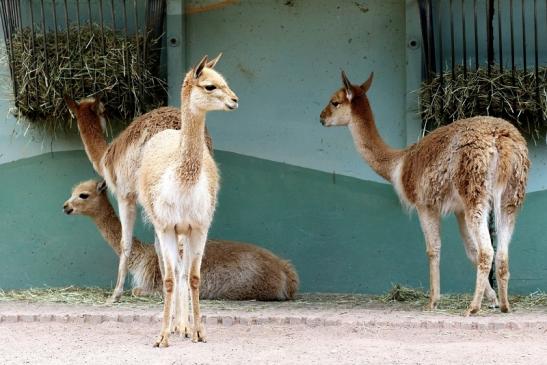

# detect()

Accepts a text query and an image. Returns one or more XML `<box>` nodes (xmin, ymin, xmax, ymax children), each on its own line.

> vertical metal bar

<box><xmin>143</xmin><ymin>0</ymin><xmax>149</xmax><ymax>70</ymax></box>
<box><xmin>473</xmin><ymin>0</ymin><xmax>478</xmax><ymax>70</ymax></box>
<box><xmin>521</xmin><ymin>0</ymin><xmax>527</xmax><ymax>72</ymax></box>
<box><xmin>534</xmin><ymin>0</ymin><xmax>539</xmax><ymax>101</ymax></box>
<box><xmin>76</xmin><ymin>0</ymin><xmax>84</xmax><ymax>91</ymax></box>
<box><xmin>510</xmin><ymin>0</ymin><xmax>515</xmax><ymax>83</ymax></box>
<box><xmin>52</xmin><ymin>0</ymin><xmax>59</xmax><ymax>63</ymax></box>
<box><xmin>450</xmin><ymin>0</ymin><xmax>455</xmax><ymax>79</ymax></box>
<box><xmin>122</xmin><ymin>0</ymin><xmax>130</xmax><ymax>92</ymax></box>
<box><xmin>29</xmin><ymin>0</ymin><xmax>39</xmax><ymax>102</ymax></box>
<box><xmin>438</xmin><ymin>0</ymin><xmax>444</xmax><ymax>117</ymax></box>
<box><xmin>63</xmin><ymin>0</ymin><xmax>72</xmax><ymax>96</ymax></box>
<box><xmin>497</xmin><ymin>0</ymin><xmax>503</xmax><ymax>71</ymax></box>
<box><xmin>0</xmin><ymin>1</ymin><xmax>17</xmax><ymax>104</ymax></box>
<box><xmin>134</xmin><ymin>0</ymin><xmax>141</xmax><ymax>100</ymax></box>
<box><xmin>99</xmin><ymin>0</ymin><xmax>105</xmax><ymax>55</ymax></box>
<box><xmin>427</xmin><ymin>0</ymin><xmax>436</xmax><ymax>74</ymax></box>
<box><xmin>486</xmin><ymin>0</ymin><xmax>494</xmax><ymax>76</ymax></box>
<box><xmin>39</xmin><ymin>0</ymin><xmax>49</xmax><ymax>92</ymax></box>
<box><xmin>461</xmin><ymin>0</ymin><xmax>467</xmax><ymax>77</ymax></box>
<box><xmin>110</xmin><ymin>0</ymin><xmax>116</xmax><ymax>32</ymax></box>
<box><xmin>419</xmin><ymin>0</ymin><xmax>431</xmax><ymax>79</ymax></box>
<box><xmin>87</xmin><ymin>0</ymin><xmax>96</xmax><ymax>92</ymax></box>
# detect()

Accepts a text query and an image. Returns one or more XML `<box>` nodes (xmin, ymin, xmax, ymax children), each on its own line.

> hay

<box><xmin>2</xmin><ymin>285</ymin><xmax>547</xmax><ymax>313</ymax></box>
<box><xmin>419</xmin><ymin>66</ymin><xmax>547</xmax><ymax>141</ymax></box>
<box><xmin>0</xmin><ymin>286</ymin><xmax>162</xmax><ymax>307</ymax></box>
<box><xmin>4</xmin><ymin>24</ymin><xmax>166</xmax><ymax>134</ymax></box>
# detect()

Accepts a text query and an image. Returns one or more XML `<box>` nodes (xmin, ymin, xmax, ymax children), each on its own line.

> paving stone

<box><xmin>222</xmin><ymin>316</ymin><xmax>234</xmax><ymax>326</ymax></box>
<box><xmin>19</xmin><ymin>314</ymin><xmax>35</xmax><ymax>322</ymax></box>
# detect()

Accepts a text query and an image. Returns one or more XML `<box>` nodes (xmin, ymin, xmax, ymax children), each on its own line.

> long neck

<box><xmin>89</xmin><ymin>201</ymin><xmax>123</xmax><ymax>256</ymax></box>
<box><xmin>178</xmin><ymin>83</ymin><xmax>206</xmax><ymax>184</ymax></box>
<box><xmin>77</xmin><ymin>115</ymin><xmax>108</xmax><ymax>176</ymax></box>
<box><xmin>348</xmin><ymin>97</ymin><xmax>404</xmax><ymax>182</ymax></box>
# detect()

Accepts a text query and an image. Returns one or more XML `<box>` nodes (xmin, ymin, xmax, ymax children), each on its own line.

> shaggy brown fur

<box><xmin>65</xmin><ymin>97</ymin><xmax>213</xmax><ymax>304</ymax></box>
<box><xmin>320</xmin><ymin>71</ymin><xmax>529</xmax><ymax>316</ymax></box>
<box><xmin>63</xmin><ymin>180</ymin><xmax>299</xmax><ymax>300</ymax></box>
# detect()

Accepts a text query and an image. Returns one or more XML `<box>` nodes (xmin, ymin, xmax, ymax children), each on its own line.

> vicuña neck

<box><xmin>348</xmin><ymin>97</ymin><xmax>403</xmax><ymax>182</ymax></box>
<box><xmin>77</xmin><ymin>115</ymin><xmax>108</xmax><ymax>176</ymax></box>
<box><xmin>90</xmin><ymin>202</ymin><xmax>122</xmax><ymax>256</ymax></box>
<box><xmin>178</xmin><ymin>82</ymin><xmax>206</xmax><ymax>184</ymax></box>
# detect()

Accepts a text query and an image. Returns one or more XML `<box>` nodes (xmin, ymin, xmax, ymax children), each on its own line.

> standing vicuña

<box><xmin>65</xmin><ymin>69</ymin><xmax>216</xmax><ymax>302</ymax></box>
<box><xmin>63</xmin><ymin>179</ymin><xmax>299</xmax><ymax>300</ymax></box>
<box><xmin>320</xmin><ymin>71</ymin><xmax>529</xmax><ymax>315</ymax></box>
<box><xmin>138</xmin><ymin>55</ymin><xmax>238</xmax><ymax>347</ymax></box>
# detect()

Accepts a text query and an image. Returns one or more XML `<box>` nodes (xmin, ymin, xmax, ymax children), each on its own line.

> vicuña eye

<box><xmin>79</xmin><ymin>193</ymin><xmax>89</xmax><ymax>199</ymax></box>
<box><xmin>331</xmin><ymin>101</ymin><xmax>340</xmax><ymax>107</ymax></box>
<box><xmin>204</xmin><ymin>85</ymin><xmax>217</xmax><ymax>91</ymax></box>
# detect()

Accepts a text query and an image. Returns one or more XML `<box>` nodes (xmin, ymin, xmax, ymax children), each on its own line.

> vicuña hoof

<box><xmin>153</xmin><ymin>334</ymin><xmax>169</xmax><ymax>348</ymax></box>
<box><xmin>172</xmin><ymin>323</ymin><xmax>191</xmax><ymax>338</ymax></box>
<box><xmin>192</xmin><ymin>325</ymin><xmax>207</xmax><ymax>343</ymax></box>
<box><xmin>424</xmin><ymin>299</ymin><xmax>438</xmax><ymax>311</ymax></box>
<box><xmin>464</xmin><ymin>306</ymin><xmax>480</xmax><ymax>317</ymax></box>
<box><xmin>500</xmin><ymin>303</ymin><xmax>511</xmax><ymax>313</ymax></box>
<box><xmin>106</xmin><ymin>293</ymin><xmax>121</xmax><ymax>304</ymax></box>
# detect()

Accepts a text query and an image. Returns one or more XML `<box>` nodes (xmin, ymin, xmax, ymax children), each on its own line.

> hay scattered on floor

<box><xmin>1</xmin><ymin>284</ymin><xmax>547</xmax><ymax>313</ymax></box>
<box><xmin>4</xmin><ymin>24</ymin><xmax>166</xmax><ymax>134</ymax></box>
<box><xmin>419</xmin><ymin>66</ymin><xmax>547</xmax><ymax>141</ymax></box>
<box><xmin>0</xmin><ymin>286</ymin><xmax>162</xmax><ymax>307</ymax></box>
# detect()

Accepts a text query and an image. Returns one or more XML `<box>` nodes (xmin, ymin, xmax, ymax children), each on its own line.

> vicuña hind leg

<box><xmin>172</xmin><ymin>235</ymin><xmax>190</xmax><ymax>337</ymax></box>
<box><xmin>108</xmin><ymin>197</ymin><xmax>136</xmax><ymax>303</ymax></box>
<box><xmin>464</xmin><ymin>210</ymin><xmax>494</xmax><ymax>316</ymax></box>
<box><xmin>153</xmin><ymin>227</ymin><xmax>178</xmax><ymax>348</ymax></box>
<box><xmin>187</xmin><ymin>228</ymin><xmax>208</xmax><ymax>343</ymax></box>
<box><xmin>455</xmin><ymin>211</ymin><xmax>498</xmax><ymax>308</ymax></box>
<box><xmin>495</xmin><ymin>210</ymin><xmax>516</xmax><ymax>313</ymax></box>
<box><xmin>417</xmin><ymin>207</ymin><xmax>441</xmax><ymax>310</ymax></box>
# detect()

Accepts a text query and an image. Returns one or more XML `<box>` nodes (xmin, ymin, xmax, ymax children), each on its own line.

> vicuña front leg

<box><xmin>108</xmin><ymin>198</ymin><xmax>136</xmax><ymax>303</ymax></box>
<box><xmin>187</xmin><ymin>228</ymin><xmax>208</xmax><ymax>343</ymax></box>
<box><xmin>465</xmin><ymin>211</ymin><xmax>494</xmax><ymax>316</ymax></box>
<box><xmin>153</xmin><ymin>227</ymin><xmax>178</xmax><ymax>348</ymax></box>
<box><xmin>417</xmin><ymin>207</ymin><xmax>441</xmax><ymax>310</ymax></box>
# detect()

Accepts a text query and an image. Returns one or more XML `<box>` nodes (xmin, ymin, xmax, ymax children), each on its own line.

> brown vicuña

<box><xmin>63</xmin><ymin>179</ymin><xmax>299</xmax><ymax>300</ymax></box>
<box><xmin>65</xmin><ymin>71</ymin><xmax>215</xmax><ymax>303</ymax></box>
<box><xmin>137</xmin><ymin>55</ymin><xmax>238</xmax><ymax>347</ymax></box>
<box><xmin>320</xmin><ymin>71</ymin><xmax>529</xmax><ymax>315</ymax></box>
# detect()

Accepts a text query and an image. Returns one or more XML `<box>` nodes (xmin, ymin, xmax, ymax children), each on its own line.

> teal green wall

<box><xmin>1</xmin><ymin>150</ymin><xmax>547</xmax><ymax>294</ymax></box>
<box><xmin>1</xmin><ymin>1</ymin><xmax>547</xmax><ymax>294</ymax></box>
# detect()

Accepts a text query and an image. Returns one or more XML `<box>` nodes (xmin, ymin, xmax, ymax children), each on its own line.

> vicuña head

<box><xmin>319</xmin><ymin>71</ymin><xmax>373</xmax><ymax>127</ymax></box>
<box><xmin>185</xmin><ymin>53</ymin><xmax>239</xmax><ymax>112</ymax></box>
<box><xmin>63</xmin><ymin>180</ymin><xmax>108</xmax><ymax>216</ymax></box>
<box><xmin>64</xmin><ymin>96</ymin><xmax>107</xmax><ymax>132</ymax></box>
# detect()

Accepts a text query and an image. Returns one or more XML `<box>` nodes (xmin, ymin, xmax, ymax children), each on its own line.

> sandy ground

<box><xmin>2</xmin><ymin>320</ymin><xmax>547</xmax><ymax>365</ymax></box>
<box><xmin>2</xmin><ymin>300</ymin><xmax>547</xmax><ymax>364</ymax></box>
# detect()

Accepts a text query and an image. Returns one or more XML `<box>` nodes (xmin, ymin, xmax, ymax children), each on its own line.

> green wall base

<box><xmin>1</xmin><ymin>150</ymin><xmax>546</xmax><ymax>294</ymax></box>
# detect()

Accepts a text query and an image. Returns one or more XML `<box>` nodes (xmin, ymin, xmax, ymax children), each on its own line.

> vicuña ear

<box><xmin>194</xmin><ymin>55</ymin><xmax>208</xmax><ymax>78</ymax></box>
<box><xmin>64</xmin><ymin>95</ymin><xmax>79</xmax><ymax>116</ymax></box>
<box><xmin>206</xmin><ymin>52</ymin><xmax>222</xmax><ymax>68</ymax></box>
<box><xmin>90</xmin><ymin>97</ymin><xmax>102</xmax><ymax>113</ymax></box>
<box><xmin>96</xmin><ymin>180</ymin><xmax>107</xmax><ymax>194</ymax></box>
<box><xmin>361</xmin><ymin>72</ymin><xmax>374</xmax><ymax>93</ymax></box>
<box><xmin>341</xmin><ymin>70</ymin><xmax>354</xmax><ymax>101</ymax></box>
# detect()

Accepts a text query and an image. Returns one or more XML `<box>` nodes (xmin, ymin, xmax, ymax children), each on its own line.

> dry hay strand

<box><xmin>420</xmin><ymin>66</ymin><xmax>547</xmax><ymax>142</ymax></box>
<box><xmin>4</xmin><ymin>24</ymin><xmax>166</xmax><ymax>135</ymax></box>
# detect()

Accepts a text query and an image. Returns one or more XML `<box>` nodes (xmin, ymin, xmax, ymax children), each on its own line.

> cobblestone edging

<box><xmin>2</xmin><ymin>312</ymin><xmax>547</xmax><ymax>330</ymax></box>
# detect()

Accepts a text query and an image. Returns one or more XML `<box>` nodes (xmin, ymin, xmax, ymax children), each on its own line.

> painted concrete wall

<box><xmin>1</xmin><ymin>0</ymin><xmax>547</xmax><ymax>294</ymax></box>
